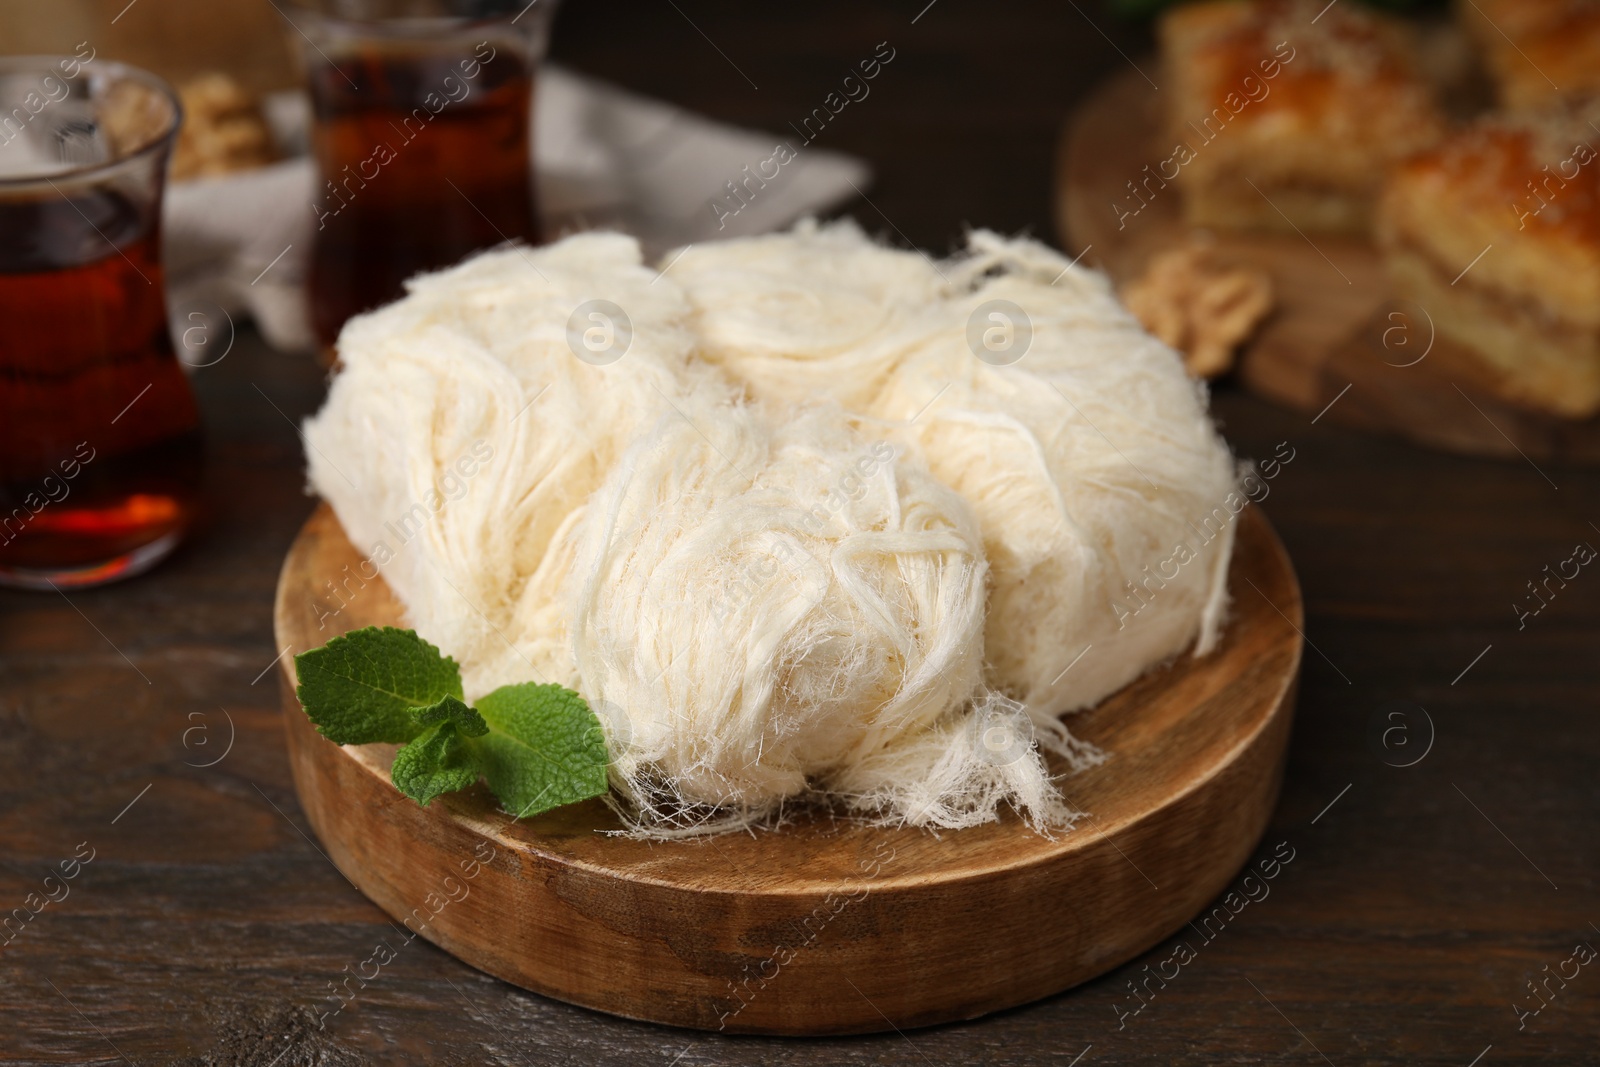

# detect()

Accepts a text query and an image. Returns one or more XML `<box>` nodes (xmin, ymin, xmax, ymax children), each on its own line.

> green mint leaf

<box><xmin>410</xmin><ymin>694</ymin><xmax>488</xmax><ymax>737</ymax></box>
<box><xmin>391</xmin><ymin>720</ymin><xmax>483</xmax><ymax>806</ymax></box>
<box><xmin>295</xmin><ymin>629</ymin><xmax>610</xmax><ymax>816</ymax></box>
<box><xmin>294</xmin><ymin>626</ymin><xmax>463</xmax><ymax>744</ymax></box>
<box><xmin>469</xmin><ymin>683</ymin><xmax>609</xmax><ymax>818</ymax></box>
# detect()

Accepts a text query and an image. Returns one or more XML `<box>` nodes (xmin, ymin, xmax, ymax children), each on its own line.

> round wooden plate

<box><xmin>1057</xmin><ymin>67</ymin><xmax>1600</xmax><ymax>464</ymax></box>
<box><xmin>273</xmin><ymin>502</ymin><xmax>1302</xmax><ymax>1035</ymax></box>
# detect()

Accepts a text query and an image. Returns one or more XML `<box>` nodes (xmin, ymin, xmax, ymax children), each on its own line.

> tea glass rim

<box><xmin>0</xmin><ymin>55</ymin><xmax>182</xmax><ymax>191</ymax></box>
<box><xmin>282</xmin><ymin>0</ymin><xmax>558</xmax><ymax>37</ymax></box>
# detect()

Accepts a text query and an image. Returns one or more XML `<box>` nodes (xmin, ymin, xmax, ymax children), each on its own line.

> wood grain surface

<box><xmin>271</xmin><ymin>505</ymin><xmax>1300</xmax><ymax>1035</ymax></box>
<box><xmin>1058</xmin><ymin>67</ymin><xmax>1600</xmax><ymax>464</ymax></box>
<box><xmin>3</xmin><ymin>3</ymin><xmax>1598</xmax><ymax>1064</ymax></box>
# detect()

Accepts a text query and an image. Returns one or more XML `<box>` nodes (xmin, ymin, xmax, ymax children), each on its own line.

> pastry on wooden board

<box><xmin>1157</xmin><ymin>0</ymin><xmax>1444</xmax><ymax>234</ymax></box>
<box><xmin>1459</xmin><ymin>0</ymin><xmax>1600</xmax><ymax>109</ymax></box>
<box><xmin>1377</xmin><ymin>97</ymin><xmax>1600</xmax><ymax>418</ymax></box>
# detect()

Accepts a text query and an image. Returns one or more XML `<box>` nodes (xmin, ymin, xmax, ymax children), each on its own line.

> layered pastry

<box><xmin>1159</xmin><ymin>0</ymin><xmax>1445</xmax><ymax>233</ymax></box>
<box><xmin>1459</xmin><ymin>0</ymin><xmax>1600</xmax><ymax>109</ymax></box>
<box><xmin>1377</xmin><ymin>98</ymin><xmax>1600</xmax><ymax>417</ymax></box>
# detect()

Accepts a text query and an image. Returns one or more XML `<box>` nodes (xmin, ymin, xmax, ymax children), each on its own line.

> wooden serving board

<box><xmin>273</xmin><ymin>502</ymin><xmax>1302</xmax><ymax>1035</ymax></box>
<box><xmin>1058</xmin><ymin>67</ymin><xmax>1600</xmax><ymax>463</ymax></box>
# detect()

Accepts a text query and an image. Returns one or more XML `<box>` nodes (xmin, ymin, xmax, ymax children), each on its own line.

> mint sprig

<box><xmin>475</xmin><ymin>683</ymin><xmax>610</xmax><ymax>815</ymax></box>
<box><xmin>294</xmin><ymin>627</ymin><xmax>609</xmax><ymax>817</ymax></box>
<box><xmin>293</xmin><ymin>626</ymin><xmax>462</xmax><ymax>744</ymax></box>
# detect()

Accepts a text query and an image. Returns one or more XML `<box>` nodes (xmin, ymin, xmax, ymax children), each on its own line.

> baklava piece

<box><xmin>1159</xmin><ymin>0</ymin><xmax>1444</xmax><ymax>233</ymax></box>
<box><xmin>1377</xmin><ymin>98</ymin><xmax>1600</xmax><ymax>417</ymax></box>
<box><xmin>1459</xmin><ymin>0</ymin><xmax>1600</xmax><ymax>109</ymax></box>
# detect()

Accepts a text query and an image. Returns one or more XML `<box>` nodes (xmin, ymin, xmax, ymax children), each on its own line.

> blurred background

<box><xmin>0</xmin><ymin>0</ymin><xmax>1156</xmax><ymax>250</ymax></box>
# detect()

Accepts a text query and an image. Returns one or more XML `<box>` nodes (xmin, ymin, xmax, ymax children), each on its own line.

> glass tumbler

<box><xmin>289</xmin><ymin>0</ymin><xmax>557</xmax><ymax>358</ymax></box>
<box><xmin>0</xmin><ymin>57</ymin><xmax>203</xmax><ymax>590</ymax></box>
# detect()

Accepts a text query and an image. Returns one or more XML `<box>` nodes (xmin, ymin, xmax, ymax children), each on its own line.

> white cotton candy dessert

<box><xmin>302</xmin><ymin>232</ymin><xmax>1094</xmax><ymax>836</ymax></box>
<box><xmin>666</xmin><ymin>223</ymin><xmax>1240</xmax><ymax>718</ymax></box>
<box><xmin>566</xmin><ymin>401</ymin><xmax>1086</xmax><ymax>834</ymax></box>
<box><xmin>302</xmin><ymin>233</ymin><xmax>713</xmax><ymax>694</ymax></box>
<box><xmin>668</xmin><ymin>219</ymin><xmax>946</xmax><ymax>408</ymax></box>
<box><xmin>876</xmin><ymin>232</ymin><xmax>1238</xmax><ymax>714</ymax></box>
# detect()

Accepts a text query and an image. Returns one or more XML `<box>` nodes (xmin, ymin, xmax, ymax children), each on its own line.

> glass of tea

<box><xmin>0</xmin><ymin>57</ymin><xmax>203</xmax><ymax>590</ymax></box>
<box><xmin>289</xmin><ymin>0</ymin><xmax>557</xmax><ymax>357</ymax></box>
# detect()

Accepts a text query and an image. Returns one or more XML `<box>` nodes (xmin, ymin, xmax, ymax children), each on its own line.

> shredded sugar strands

<box><xmin>303</xmin><ymin>222</ymin><xmax>1240</xmax><ymax>839</ymax></box>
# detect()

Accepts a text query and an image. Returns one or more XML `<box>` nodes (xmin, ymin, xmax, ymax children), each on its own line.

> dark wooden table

<box><xmin>4</xmin><ymin>2</ymin><xmax>1597</xmax><ymax>1063</ymax></box>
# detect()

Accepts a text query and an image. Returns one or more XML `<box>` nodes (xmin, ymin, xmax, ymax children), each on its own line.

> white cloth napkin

<box><xmin>162</xmin><ymin>64</ymin><xmax>870</xmax><ymax>352</ymax></box>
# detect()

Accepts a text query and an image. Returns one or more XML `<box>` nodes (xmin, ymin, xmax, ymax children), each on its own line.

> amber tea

<box><xmin>0</xmin><ymin>59</ymin><xmax>202</xmax><ymax>588</ymax></box>
<box><xmin>304</xmin><ymin>21</ymin><xmax>545</xmax><ymax>352</ymax></box>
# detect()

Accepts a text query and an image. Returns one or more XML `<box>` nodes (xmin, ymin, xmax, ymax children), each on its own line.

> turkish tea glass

<box><xmin>290</xmin><ymin>0</ymin><xmax>556</xmax><ymax>358</ymax></box>
<box><xmin>0</xmin><ymin>57</ymin><xmax>202</xmax><ymax>590</ymax></box>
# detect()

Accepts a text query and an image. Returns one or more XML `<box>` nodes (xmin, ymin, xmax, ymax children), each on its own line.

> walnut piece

<box><xmin>1121</xmin><ymin>243</ymin><xmax>1274</xmax><ymax>379</ymax></box>
<box><xmin>170</xmin><ymin>73</ymin><xmax>276</xmax><ymax>181</ymax></box>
